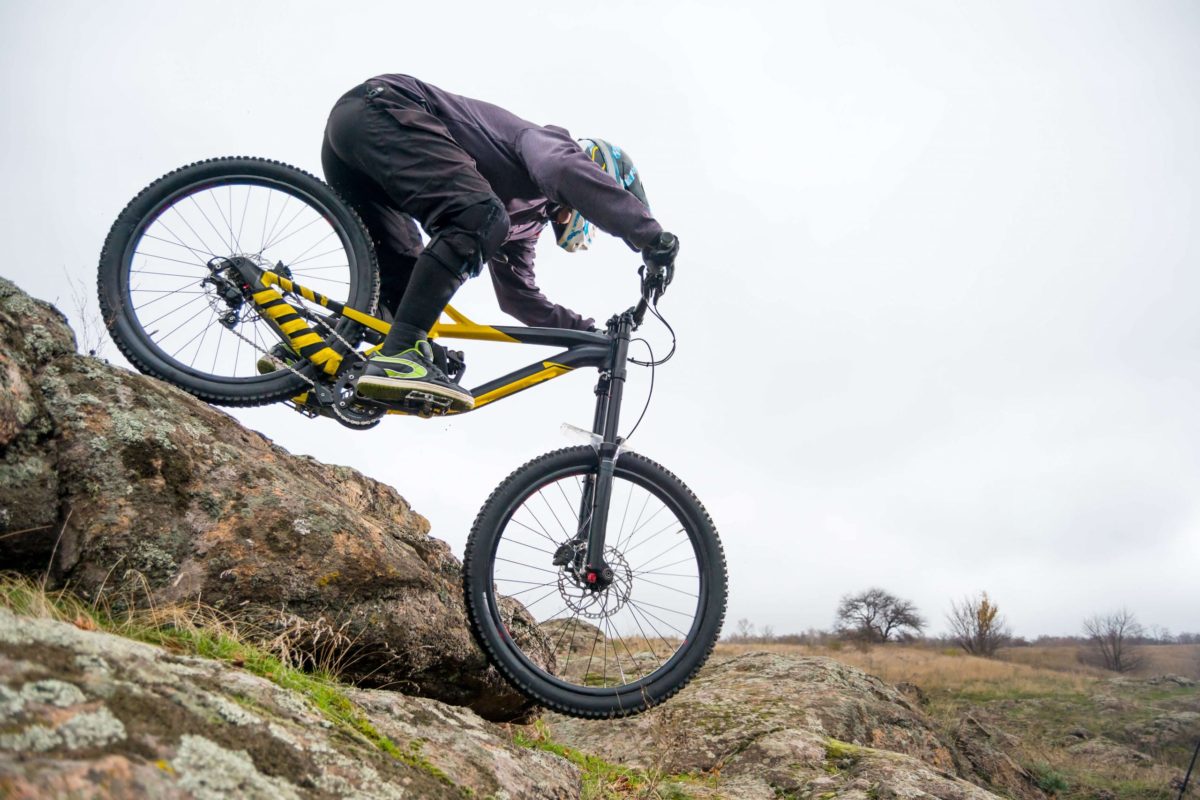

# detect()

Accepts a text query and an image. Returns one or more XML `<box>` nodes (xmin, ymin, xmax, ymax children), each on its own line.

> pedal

<box><xmin>400</xmin><ymin>391</ymin><xmax>454</xmax><ymax>418</ymax></box>
<box><xmin>285</xmin><ymin>398</ymin><xmax>320</xmax><ymax>419</ymax></box>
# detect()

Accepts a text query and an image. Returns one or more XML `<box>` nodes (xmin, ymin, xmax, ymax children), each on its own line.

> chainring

<box><xmin>330</xmin><ymin>365</ymin><xmax>386</xmax><ymax>429</ymax></box>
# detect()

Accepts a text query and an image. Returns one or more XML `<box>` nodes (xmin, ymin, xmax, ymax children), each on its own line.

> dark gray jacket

<box><xmin>374</xmin><ymin>74</ymin><xmax>663</xmax><ymax>330</ymax></box>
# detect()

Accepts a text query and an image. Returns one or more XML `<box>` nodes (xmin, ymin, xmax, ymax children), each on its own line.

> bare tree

<box><xmin>1083</xmin><ymin>608</ymin><xmax>1144</xmax><ymax>673</ymax></box>
<box><xmin>946</xmin><ymin>591</ymin><xmax>1011</xmax><ymax>657</ymax></box>
<box><xmin>727</xmin><ymin>618</ymin><xmax>756</xmax><ymax>642</ymax></box>
<box><xmin>835</xmin><ymin>588</ymin><xmax>925</xmax><ymax>643</ymax></box>
<box><xmin>62</xmin><ymin>270</ymin><xmax>109</xmax><ymax>358</ymax></box>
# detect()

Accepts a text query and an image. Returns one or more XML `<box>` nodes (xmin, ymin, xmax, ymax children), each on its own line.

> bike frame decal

<box><xmin>472</xmin><ymin>362</ymin><xmax>572</xmax><ymax>409</ymax></box>
<box><xmin>250</xmin><ymin>285</ymin><xmax>340</xmax><ymax>374</ymax></box>
<box><xmin>255</xmin><ymin>271</ymin><xmax>611</xmax><ymax>414</ymax></box>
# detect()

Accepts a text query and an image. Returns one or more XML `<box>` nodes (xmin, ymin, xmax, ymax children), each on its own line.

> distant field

<box><xmin>712</xmin><ymin>641</ymin><xmax>1200</xmax><ymax>799</ymax></box>
<box><xmin>713</xmin><ymin>641</ymin><xmax>1200</xmax><ymax>686</ymax></box>
<box><xmin>714</xmin><ymin>641</ymin><xmax>1094</xmax><ymax>694</ymax></box>
<box><xmin>998</xmin><ymin>643</ymin><xmax>1200</xmax><ymax>680</ymax></box>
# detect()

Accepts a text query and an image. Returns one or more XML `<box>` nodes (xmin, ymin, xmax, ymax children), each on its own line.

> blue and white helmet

<box><xmin>553</xmin><ymin>138</ymin><xmax>649</xmax><ymax>253</ymax></box>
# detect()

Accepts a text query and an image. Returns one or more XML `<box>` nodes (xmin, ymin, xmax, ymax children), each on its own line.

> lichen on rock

<box><xmin>0</xmin><ymin>277</ymin><xmax>541</xmax><ymax>721</ymax></box>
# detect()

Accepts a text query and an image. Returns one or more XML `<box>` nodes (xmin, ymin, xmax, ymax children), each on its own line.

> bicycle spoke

<box><xmin>522</xmin><ymin>585</ymin><xmax>563</xmax><ymax>611</ymax></box>
<box><xmin>625</xmin><ymin>491</ymin><xmax>652</xmax><ymax>548</ymax></box>
<box><xmin>538</xmin><ymin>489</ymin><xmax>571</xmax><ymax>539</ymax></box>
<box><xmin>583</xmin><ymin>621</ymin><xmax>601</xmax><ymax>685</ymax></box>
<box><xmin>512</xmin><ymin>507</ymin><xmax>561</xmax><ymax>548</ymax></box>
<box><xmin>224</xmin><ymin>185</ymin><xmax>237</xmax><ymax>251</ymax></box>
<box><xmin>290</xmin><ymin>263</ymin><xmax>352</xmax><ymax>273</ymax></box>
<box><xmin>622</xmin><ymin>519</ymin><xmax>684</xmax><ymax>557</ymax></box>
<box><xmin>552</xmin><ymin>613</ymin><xmax>581</xmax><ymax>656</ymax></box>
<box><xmin>142</xmin><ymin>294</ymin><xmax>206</xmax><ymax>329</ymax></box>
<box><xmin>616</xmin><ymin>481</ymin><xmax>635</xmax><ymax>548</ymax></box>
<box><xmin>626</xmin><ymin>600</ymin><xmax>680</xmax><ymax>656</ymax></box>
<box><xmin>632</xmin><ymin>538</ymin><xmax>689</xmax><ymax>573</ymax></box>
<box><xmin>287</xmin><ymin>230</ymin><xmax>338</xmax><ymax>265</ymax></box>
<box><xmin>494</xmin><ymin>557</ymin><xmax>559</xmax><ymax>576</ymax></box>
<box><xmin>209</xmin><ymin>317</ymin><xmax>224</xmax><ymax>374</ymax></box>
<box><xmin>634</xmin><ymin>575</ymin><xmax>698</xmax><ymax>599</ymax></box>
<box><xmin>236</xmin><ymin>185</ymin><xmax>251</xmax><ymax>249</ymax></box>
<box><xmin>265</xmin><ymin>211</ymin><xmax>324</xmax><ymax>251</ymax></box>
<box><xmin>262</xmin><ymin>194</ymin><xmax>292</xmax><ymax>252</ymax></box>
<box><xmin>259</xmin><ymin>189</ymin><xmax>273</xmax><ymax>253</ymax></box>
<box><xmin>618</xmin><ymin>502</ymin><xmax>669</xmax><ymax>551</ymax></box>
<box><xmin>627</xmin><ymin>597</ymin><xmax>695</xmax><ymax>624</ymax></box>
<box><xmin>500</xmin><ymin>581</ymin><xmax>558</xmax><ymax>599</ymax></box>
<box><xmin>132</xmin><ymin>287</ymin><xmax>205</xmax><ymax>312</ymax></box>
<box><xmin>486</xmin><ymin>465</ymin><xmax>705</xmax><ymax>694</ymax></box>
<box><xmin>172</xmin><ymin>204</ymin><xmax>222</xmax><ymax>261</ymax></box>
<box><xmin>191</xmin><ymin>195</ymin><xmax>231</xmax><ymax>254</ymax></box>
<box><xmin>502</xmin><ymin>537</ymin><xmax>555</xmax><ymax>558</ymax></box>
<box><xmin>140</xmin><ymin>230</ymin><xmax>214</xmax><ymax>262</ymax></box>
<box><xmin>167</xmin><ymin>311</ymin><xmax>215</xmax><ymax>357</ymax></box>
<box><xmin>633</xmin><ymin>556</ymin><xmax>695</xmax><ymax>575</ymax></box>
<box><xmin>132</xmin><ymin>251</ymin><xmax>212</xmax><ymax>270</ymax></box>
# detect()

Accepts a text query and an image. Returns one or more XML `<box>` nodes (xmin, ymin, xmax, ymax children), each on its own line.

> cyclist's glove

<box><xmin>641</xmin><ymin>232</ymin><xmax>679</xmax><ymax>290</ymax></box>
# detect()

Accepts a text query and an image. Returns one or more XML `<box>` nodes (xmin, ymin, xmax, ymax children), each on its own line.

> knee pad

<box><xmin>425</xmin><ymin>197</ymin><xmax>510</xmax><ymax>279</ymax></box>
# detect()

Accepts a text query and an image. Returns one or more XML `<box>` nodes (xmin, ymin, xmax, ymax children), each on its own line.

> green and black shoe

<box><xmin>256</xmin><ymin>343</ymin><xmax>298</xmax><ymax>375</ymax></box>
<box><xmin>355</xmin><ymin>340</ymin><xmax>474</xmax><ymax>412</ymax></box>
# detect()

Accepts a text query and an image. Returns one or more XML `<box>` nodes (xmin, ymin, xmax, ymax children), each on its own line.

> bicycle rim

<box><xmin>121</xmin><ymin>176</ymin><xmax>359</xmax><ymax>383</ymax></box>
<box><xmin>487</xmin><ymin>461</ymin><xmax>708</xmax><ymax>694</ymax></box>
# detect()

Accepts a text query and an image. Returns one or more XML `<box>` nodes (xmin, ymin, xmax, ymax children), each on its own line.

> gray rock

<box><xmin>0</xmin><ymin>608</ymin><xmax>579</xmax><ymax>798</ymax></box>
<box><xmin>0</xmin><ymin>276</ymin><xmax>543</xmax><ymax>721</ymax></box>
<box><xmin>547</xmin><ymin>651</ymin><xmax>1009</xmax><ymax>799</ymax></box>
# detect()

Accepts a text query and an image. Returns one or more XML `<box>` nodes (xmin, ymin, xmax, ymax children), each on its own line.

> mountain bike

<box><xmin>97</xmin><ymin>156</ymin><xmax>726</xmax><ymax>718</ymax></box>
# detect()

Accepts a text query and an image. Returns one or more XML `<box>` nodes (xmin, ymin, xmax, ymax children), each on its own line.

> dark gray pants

<box><xmin>320</xmin><ymin>80</ymin><xmax>498</xmax><ymax>315</ymax></box>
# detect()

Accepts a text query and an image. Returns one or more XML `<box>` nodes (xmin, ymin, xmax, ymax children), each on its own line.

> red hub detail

<box><xmin>586</xmin><ymin>572</ymin><xmax>598</xmax><ymax>584</ymax></box>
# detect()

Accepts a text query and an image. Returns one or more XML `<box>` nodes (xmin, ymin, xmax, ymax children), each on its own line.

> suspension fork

<box><xmin>576</xmin><ymin>311</ymin><xmax>633</xmax><ymax>588</ymax></box>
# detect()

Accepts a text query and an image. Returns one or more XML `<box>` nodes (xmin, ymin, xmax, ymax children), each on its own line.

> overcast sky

<box><xmin>2</xmin><ymin>0</ymin><xmax>1197</xmax><ymax>639</ymax></box>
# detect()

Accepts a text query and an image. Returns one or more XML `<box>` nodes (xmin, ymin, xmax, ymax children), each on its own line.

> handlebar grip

<box><xmin>641</xmin><ymin>232</ymin><xmax>678</xmax><ymax>270</ymax></box>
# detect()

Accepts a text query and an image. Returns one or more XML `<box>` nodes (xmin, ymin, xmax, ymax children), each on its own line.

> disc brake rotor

<box><xmin>556</xmin><ymin>547</ymin><xmax>633</xmax><ymax>619</ymax></box>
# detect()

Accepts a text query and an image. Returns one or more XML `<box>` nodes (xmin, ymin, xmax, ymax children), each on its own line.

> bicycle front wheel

<box><xmin>98</xmin><ymin>157</ymin><xmax>378</xmax><ymax>406</ymax></box>
<box><xmin>463</xmin><ymin>447</ymin><xmax>727</xmax><ymax>718</ymax></box>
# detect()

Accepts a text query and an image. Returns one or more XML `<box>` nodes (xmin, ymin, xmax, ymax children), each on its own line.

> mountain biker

<box><xmin>319</xmin><ymin>74</ymin><xmax>680</xmax><ymax>412</ymax></box>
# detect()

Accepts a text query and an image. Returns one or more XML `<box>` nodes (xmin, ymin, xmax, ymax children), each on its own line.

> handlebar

<box><xmin>633</xmin><ymin>264</ymin><xmax>666</xmax><ymax>327</ymax></box>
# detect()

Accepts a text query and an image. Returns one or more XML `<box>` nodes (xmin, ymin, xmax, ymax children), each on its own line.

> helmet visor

<box><xmin>553</xmin><ymin>210</ymin><xmax>594</xmax><ymax>252</ymax></box>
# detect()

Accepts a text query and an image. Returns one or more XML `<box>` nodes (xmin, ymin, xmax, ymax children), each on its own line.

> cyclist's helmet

<box><xmin>553</xmin><ymin>138</ymin><xmax>649</xmax><ymax>252</ymax></box>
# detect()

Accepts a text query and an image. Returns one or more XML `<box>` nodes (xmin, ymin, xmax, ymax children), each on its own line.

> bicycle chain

<box><xmin>223</xmin><ymin>312</ymin><xmax>317</xmax><ymax>389</ymax></box>
<box><xmin>218</xmin><ymin>288</ymin><xmax>390</xmax><ymax>428</ymax></box>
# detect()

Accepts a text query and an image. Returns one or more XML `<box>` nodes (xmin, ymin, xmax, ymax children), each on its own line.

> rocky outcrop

<box><xmin>0</xmin><ymin>277</ymin><xmax>538</xmax><ymax>720</ymax></box>
<box><xmin>0</xmin><ymin>608</ymin><xmax>578</xmax><ymax>798</ymax></box>
<box><xmin>953</xmin><ymin>716</ymin><xmax>1046</xmax><ymax>800</ymax></box>
<box><xmin>0</xmin><ymin>278</ymin><xmax>1102</xmax><ymax>799</ymax></box>
<box><xmin>547</xmin><ymin>652</ymin><xmax>1010</xmax><ymax>799</ymax></box>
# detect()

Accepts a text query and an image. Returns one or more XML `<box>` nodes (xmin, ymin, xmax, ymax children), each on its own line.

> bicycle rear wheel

<box><xmin>463</xmin><ymin>447</ymin><xmax>727</xmax><ymax>718</ymax></box>
<box><xmin>98</xmin><ymin>157</ymin><xmax>378</xmax><ymax>405</ymax></box>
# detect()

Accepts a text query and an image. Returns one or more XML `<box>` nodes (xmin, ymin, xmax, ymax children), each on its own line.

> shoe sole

<box><xmin>356</xmin><ymin>376</ymin><xmax>475</xmax><ymax>411</ymax></box>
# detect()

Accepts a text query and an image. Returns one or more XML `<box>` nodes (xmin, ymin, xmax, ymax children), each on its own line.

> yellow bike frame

<box><xmin>252</xmin><ymin>270</ymin><xmax>611</xmax><ymax>415</ymax></box>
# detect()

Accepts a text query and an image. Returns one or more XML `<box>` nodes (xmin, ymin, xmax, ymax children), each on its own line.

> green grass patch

<box><xmin>0</xmin><ymin>574</ymin><xmax>459</xmax><ymax>792</ymax></box>
<box><xmin>1029</xmin><ymin>762</ymin><xmax>1070</xmax><ymax>794</ymax></box>
<box><xmin>512</xmin><ymin>719</ymin><xmax>695</xmax><ymax>799</ymax></box>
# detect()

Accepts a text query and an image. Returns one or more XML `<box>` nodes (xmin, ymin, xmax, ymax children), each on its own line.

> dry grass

<box><xmin>713</xmin><ymin>640</ymin><xmax>1200</xmax><ymax>799</ymax></box>
<box><xmin>0</xmin><ymin>573</ymin><xmax>456</xmax><ymax>785</ymax></box>
<box><xmin>715</xmin><ymin>641</ymin><xmax>1200</xmax><ymax>690</ymax></box>
<box><xmin>1000</xmin><ymin>643</ymin><xmax>1200</xmax><ymax>680</ymax></box>
<box><xmin>713</xmin><ymin>641</ymin><xmax>1094</xmax><ymax>695</ymax></box>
